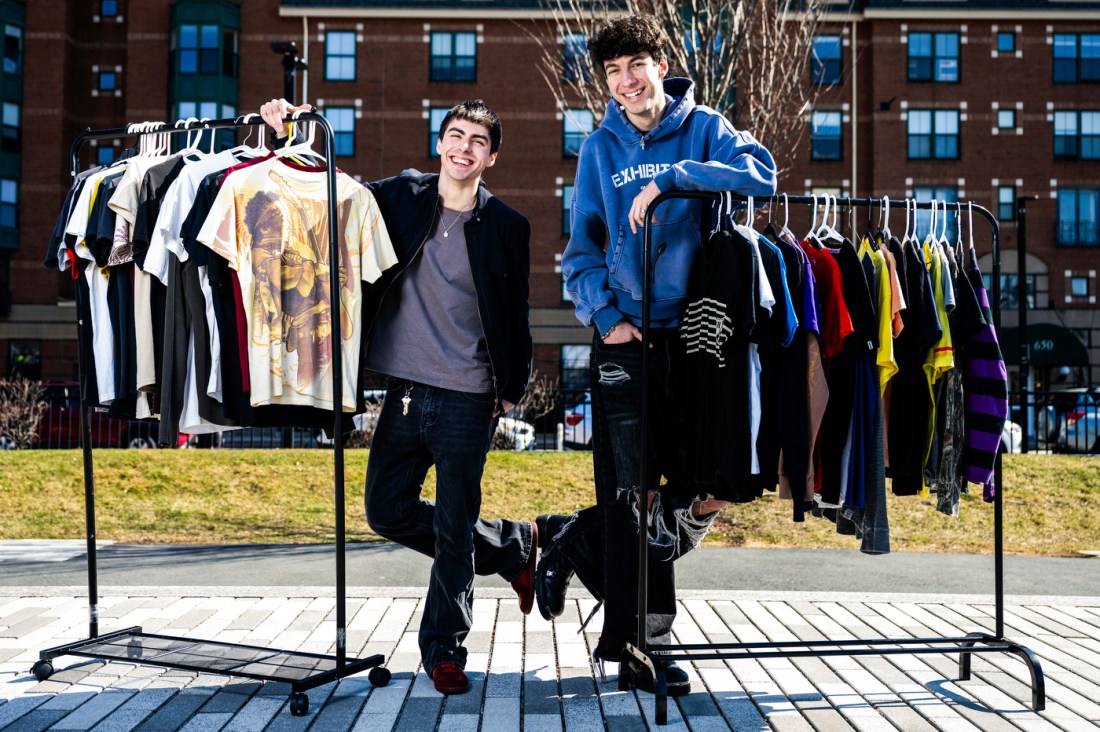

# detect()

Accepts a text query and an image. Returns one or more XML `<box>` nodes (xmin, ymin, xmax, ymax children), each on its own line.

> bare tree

<box><xmin>529</xmin><ymin>0</ymin><xmax>844</xmax><ymax>176</ymax></box>
<box><xmin>0</xmin><ymin>378</ymin><xmax>46</xmax><ymax>449</ymax></box>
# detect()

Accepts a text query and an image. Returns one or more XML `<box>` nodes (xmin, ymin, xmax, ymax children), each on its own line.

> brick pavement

<box><xmin>2</xmin><ymin>586</ymin><xmax>1099</xmax><ymax>731</ymax></box>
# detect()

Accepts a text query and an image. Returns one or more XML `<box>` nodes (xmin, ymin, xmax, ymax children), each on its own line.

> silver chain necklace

<box><xmin>439</xmin><ymin>198</ymin><xmax>475</xmax><ymax>238</ymax></box>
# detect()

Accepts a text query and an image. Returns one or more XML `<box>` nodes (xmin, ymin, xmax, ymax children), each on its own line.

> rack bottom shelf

<box><xmin>35</xmin><ymin>627</ymin><xmax>389</xmax><ymax>716</ymax></box>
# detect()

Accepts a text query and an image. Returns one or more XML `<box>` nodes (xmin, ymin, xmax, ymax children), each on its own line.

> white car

<box><xmin>1001</xmin><ymin>420</ymin><xmax>1023</xmax><ymax>453</ymax></box>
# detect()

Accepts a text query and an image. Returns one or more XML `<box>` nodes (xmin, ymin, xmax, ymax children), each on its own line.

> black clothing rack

<box><xmin>32</xmin><ymin>113</ymin><xmax>389</xmax><ymax>717</ymax></box>
<box><xmin>625</xmin><ymin>191</ymin><xmax>1045</xmax><ymax>725</ymax></box>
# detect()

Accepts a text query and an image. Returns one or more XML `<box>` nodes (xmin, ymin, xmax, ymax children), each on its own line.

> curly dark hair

<box><xmin>587</xmin><ymin>14</ymin><xmax>668</xmax><ymax>73</ymax></box>
<box><xmin>438</xmin><ymin>99</ymin><xmax>502</xmax><ymax>153</ymax></box>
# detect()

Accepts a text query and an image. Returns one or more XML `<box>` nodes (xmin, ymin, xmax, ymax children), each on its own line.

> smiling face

<box><xmin>603</xmin><ymin>51</ymin><xmax>668</xmax><ymax>132</ymax></box>
<box><xmin>436</xmin><ymin>118</ymin><xmax>497</xmax><ymax>184</ymax></box>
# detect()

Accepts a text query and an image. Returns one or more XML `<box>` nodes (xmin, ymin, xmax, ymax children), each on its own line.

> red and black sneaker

<box><xmin>510</xmin><ymin>521</ymin><xmax>537</xmax><ymax>614</ymax></box>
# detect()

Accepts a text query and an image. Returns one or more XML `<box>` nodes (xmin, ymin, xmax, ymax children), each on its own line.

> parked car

<box><xmin>1001</xmin><ymin>420</ymin><xmax>1023</xmax><ymax>454</ymax></box>
<box><xmin>313</xmin><ymin>390</ymin><xmax>536</xmax><ymax>450</ymax></box>
<box><xmin>1038</xmin><ymin>387</ymin><xmax>1100</xmax><ymax>454</ymax></box>
<box><xmin>190</xmin><ymin>426</ymin><xmax>323</xmax><ymax>449</ymax></box>
<box><xmin>1</xmin><ymin>382</ymin><xmax>178</xmax><ymax>450</ymax></box>
<box><xmin>562</xmin><ymin>391</ymin><xmax>593</xmax><ymax>449</ymax></box>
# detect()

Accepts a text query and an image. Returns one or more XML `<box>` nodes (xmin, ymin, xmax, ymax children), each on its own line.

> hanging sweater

<box><xmin>962</xmin><ymin>263</ymin><xmax>1009</xmax><ymax>500</ymax></box>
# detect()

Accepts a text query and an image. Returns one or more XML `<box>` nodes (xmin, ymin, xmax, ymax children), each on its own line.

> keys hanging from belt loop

<box><xmin>401</xmin><ymin>383</ymin><xmax>413</xmax><ymax>416</ymax></box>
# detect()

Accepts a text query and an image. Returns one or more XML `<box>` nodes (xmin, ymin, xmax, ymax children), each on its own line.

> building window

<box><xmin>98</xmin><ymin>71</ymin><xmax>117</xmax><ymax>92</ymax></box>
<box><xmin>1070</xmin><ymin>276</ymin><xmax>1089</xmax><ymax>297</ymax></box>
<box><xmin>430</xmin><ymin>31</ymin><xmax>476</xmax><ymax>82</ymax></box>
<box><xmin>325</xmin><ymin>31</ymin><xmax>356</xmax><ymax>81</ymax></box>
<box><xmin>984</xmin><ymin>273</ymin><xmax>1037</xmax><ymax>310</ymax></box>
<box><xmin>562</xmin><ymin>184</ymin><xmax>574</xmax><ymax>235</ymax></box>
<box><xmin>913</xmin><ymin>186</ymin><xmax>958</xmax><ymax>241</ymax></box>
<box><xmin>997</xmin><ymin>109</ymin><xmax>1015</xmax><ymax>129</ymax></box>
<box><xmin>1053</xmin><ymin>33</ymin><xmax>1100</xmax><ymax>83</ymax></box>
<box><xmin>563</xmin><ymin>109</ymin><xmax>594</xmax><ymax>158</ymax></box>
<box><xmin>3</xmin><ymin>25</ymin><xmax>22</xmax><ymax>74</ymax></box>
<box><xmin>811</xmin><ymin>35</ymin><xmax>842</xmax><ymax>85</ymax></box>
<box><xmin>101</xmin><ymin>0</ymin><xmax>119</xmax><ymax>17</ymax></box>
<box><xmin>1053</xmin><ymin>110</ymin><xmax>1100</xmax><ymax>160</ymax></box>
<box><xmin>998</xmin><ymin>186</ymin><xmax>1016</xmax><ymax>221</ymax></box>
<box><xmin>1</xmin><ymin>102</ymin><xmax>18</xmax><ymax>153</ymax></box>
<box><xmin>908</xmin><ymin>109</ymin><xmax>959</xmax><ymax>159</ymax></box>
<box><xmin>997</xmin><ymin>32</ymin><xmax>1015</xmax><ymax>53</ymax></box>
<box><xmin>908</xmin><ymin>32</ymin><xmax>959</xmax><ymax>82</ymax></box>
<box><xmin>428</xmin><ymin>106</ymin><xmax>448</xmax><ymax>157</ymax></box>
<box><xmin>811</xmin><ymin>111</ymin><xmax>842</xmax><ymax>160</ymax></box>
<box><xmin>176</xmin><ymin>101</ymin><xmax>235</xmax><ymax>150</ymax></box>
<box><xmin>561</xmin><ymin>344</ymin><xmax>591</xmax><ymax>393</ymax></box>
<box><xmin>177</xmin><ymin>24</ymin><xmax>217</xmax><ymax>74</ymax></box>
<box><xmin>96</xmin><ymin>146</ymin><xmax>115</xmax><ymax>166</ymax></box>
<box><xmin>0</xmin><ymin>178</ymin><xmax>17</xmax><ymax>228</ymax></box>
<box><xmin>563</xmin><ymin>33</ymin><xmax>590</xmax><ymax>83</ymax></box>
<box><xmin>1056</xmin><ymin>188</ymin><xmax>1099</xmax><ymax>246</ymax></box>
<box><xmin>325</xmin><ymin>107</ymin><xmax>355</xmax><ymax>156</ymax></box>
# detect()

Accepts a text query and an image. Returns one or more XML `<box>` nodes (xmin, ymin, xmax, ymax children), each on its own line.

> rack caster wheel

<box><xmin>289</xmin><ymin>692</ymin><xmax>309</xmax><ymax>716</ymax></box>
<box><xmin>126</xmin><ymin>639</ymin><xmax>143</xmax><ymax>659</ymax></box>
<box><xmin>31</xmin><ymin>660</ymin><xmax>53</xmax><ymax>681</ymax></box>
<box><xmin>368</xmin><ymin>666</ymin><xmax>391</xmax><ymax>687</ymax></box>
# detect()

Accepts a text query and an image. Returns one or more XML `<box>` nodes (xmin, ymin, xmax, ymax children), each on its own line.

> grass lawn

<box><xmin>1</xmin><ymin>450</ymin><xmax>1097</xmax><ymax>556</ymax></box>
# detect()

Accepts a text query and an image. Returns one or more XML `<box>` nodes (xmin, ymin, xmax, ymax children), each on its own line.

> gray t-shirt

<box><xmin>363</xmin><ymin>206</ymin><xmax>494</xmax><ymax>394</ymax></box>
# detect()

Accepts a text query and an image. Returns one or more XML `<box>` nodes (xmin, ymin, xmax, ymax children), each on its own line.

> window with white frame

<box><xmin>325</xmin><ymin>31</ymin><xmax>356</xmax><ymax>81</ymax></box>
<box><xmin>563</xmin><ymin>33</ymin><xmax>590</xmax><ymax>83</ymax></box>
<box><xmin>563</xmin><ymin>109</ymin><xmax>594</xmax><ymax>158</ymax></box>
<box><xmin>913</xmin><ymin>186</ymin><xmax>958</xmax><ymax>241</ymax></box>
<box><xmin>325</xmin><ymin>107</ymin><xmax>355</xmax><ymax>156</ymax></box>
<box><xmin>428</xmin><ymin>106</ymin><xmax>448</xmax><ymax>157</ymax></box>
<box><xmin>1</xmin><ymin>102</ymin><xmax>18</xmax><ymax>154</ymax></box>
<box><xmin>811</xmin><ymin>35</ymin><xmax>842</xmax><ymax>85</ymax></box>
<box><xmin>811</xmin><ymin>111</ymin><xmax>842</xmax><ymax>160</ymax></box>
<box><xmin>998</xmin><ymin>186</ymin><xmax>1015</xmax><ymax>221</ymax></box>
<box><xmin>1053</xmin><ymin>110</ymin><xmax>1100</xmax><ymax>160</ymax></box>
<box><xmin>908</xmin><ymin>32</ymin><xmax>959</xmax><ymax>82</ymax></box>
<box><xmin>1056</xmin><ymin>187</ymin><xmax>1099</xmax><ymax>246</ymax></box>
<box><xmin>562</xmin><ymin>183</ymin><xmax>574</xmax><ymax>236</ymax></box>
<box><xmin>908</xmin><ymin>109</ymin><xmax>959</xmax><ymax>159</ymax></box>
<box><xmin>431</xmin><ymin>31</ymin><xmax>476</xmax><ymax>82</ymax></box>
<box><xmin>0</xmin><ymin>178</ymin><xmax>17</xmax><ymax>229</ymax></box>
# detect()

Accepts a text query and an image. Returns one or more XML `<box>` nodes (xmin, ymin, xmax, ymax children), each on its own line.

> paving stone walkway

<box><xmin>2</xmin><ymin>586</ymin><xmax>1098</xmax><ymax>731</ymax></box>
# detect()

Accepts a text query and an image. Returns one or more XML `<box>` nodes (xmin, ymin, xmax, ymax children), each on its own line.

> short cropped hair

<box><xmin>587</xmin><ymin>14</ymin><xmax>669</xmax><ymax>72</ymax></box>
<box><xmin>438</xmin><ymin>99</ymin><xmax>502</xmax><ymax>153</ymax></box>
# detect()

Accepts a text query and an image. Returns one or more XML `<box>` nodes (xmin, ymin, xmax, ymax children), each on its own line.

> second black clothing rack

<box><xmin>625</xmin><ymin>191</ymin><xmax>1045</xmax><ymax>724</ymax></box>
<box><xmin>31</xmin><ymin>113</ymin><xmax>389</xmax><ymax>716</ymax></box>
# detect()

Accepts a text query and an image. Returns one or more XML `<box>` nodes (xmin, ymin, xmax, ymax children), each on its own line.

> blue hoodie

<box><xmin>562</xmin><ymin>78</ymin><xmax>777</xmax><ymax>335</ymax></box>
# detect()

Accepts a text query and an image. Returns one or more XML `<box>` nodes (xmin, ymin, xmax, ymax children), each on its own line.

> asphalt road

<box><xmin>2</xmin><ymin>542</ymin><xmax>1098</xmax><ymax>597</ymax></box>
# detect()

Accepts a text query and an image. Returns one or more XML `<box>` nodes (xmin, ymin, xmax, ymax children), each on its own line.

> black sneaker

<box><xmin>624</xmin><ymin>657</ymin><xmax>691</xmax><ymax>697</ymax></box>
<box><xmin>534</xmin><ymin>543</ymin><xmax>573</xmax><ymax>620</ymax></box>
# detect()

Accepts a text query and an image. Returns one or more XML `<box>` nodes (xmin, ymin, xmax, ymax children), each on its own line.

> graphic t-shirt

<box><xmin>197</xmin><ymin>156</ymin><xmax>397</xmax><ymax>411</ymax></box>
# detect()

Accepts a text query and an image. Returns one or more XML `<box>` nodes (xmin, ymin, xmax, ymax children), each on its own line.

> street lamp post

<box><xmin>271</xmin><ymin>41</ymin><xmax>308</xmax><ymax>104</ymax></box>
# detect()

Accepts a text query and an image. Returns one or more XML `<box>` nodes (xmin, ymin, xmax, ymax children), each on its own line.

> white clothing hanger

<box><xmin>274</xmin><ymin>109</ymin><xmax>323</xmax><ymax>162</ymax></box>
<box><xmin>882</xmin><ymin>196</ymin><xmax>892</xmax><ymax>241</ymax></box>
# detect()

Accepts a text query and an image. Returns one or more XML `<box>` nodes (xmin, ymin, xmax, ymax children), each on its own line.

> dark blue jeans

<box><xmin>365</xmin><ymin>379</ymin><xmax>533</xmax><ymax>674</ymax></box>
<box><xmin>561</xmin><ymin>331</ymin><xmax>708</xmax><ymax>657</ymax></box>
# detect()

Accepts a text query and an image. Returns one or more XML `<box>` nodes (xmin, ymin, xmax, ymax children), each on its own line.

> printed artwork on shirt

<box><xmin>680</xmin><ymin>297</ymin><xmax>733</xmax><ymax>365</ymax></box>
<box><xmin>198</xmin><ymin>157</ymin><xmax>397</xmax><ymax>411</ymax></box>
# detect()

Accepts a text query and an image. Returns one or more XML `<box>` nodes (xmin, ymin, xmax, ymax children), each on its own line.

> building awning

<box><xmin>998</xmin><ymin>323</ymin><xmax>1090</xmax><ymax>367</ymax></box>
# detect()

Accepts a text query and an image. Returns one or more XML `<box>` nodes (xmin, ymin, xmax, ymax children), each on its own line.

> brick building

<box><xmin>1</xmin><ymin>0</ymin><xmax>1097</xmax><ymax>393</ymax></box>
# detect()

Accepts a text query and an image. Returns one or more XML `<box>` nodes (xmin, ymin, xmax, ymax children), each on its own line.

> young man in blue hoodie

<box><xmin>536</xmin><ymin>14</ymin><xmax>777</xmax><ymax>694</ymax></box>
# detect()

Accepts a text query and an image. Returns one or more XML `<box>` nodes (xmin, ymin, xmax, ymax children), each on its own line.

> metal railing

<box><xmin>1011</xmin><ymin>387</ymin><xmax>1100</xmax><ymax>454</ymax></box>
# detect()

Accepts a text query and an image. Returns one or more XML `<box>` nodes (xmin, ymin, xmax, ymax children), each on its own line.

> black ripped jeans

<box><xmin>556</xmin><ymin>329</ymin><xmax>708</xmax><ymax>657</ymax></box>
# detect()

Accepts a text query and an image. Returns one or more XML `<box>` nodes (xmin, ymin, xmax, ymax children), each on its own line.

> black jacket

<box><xmin>364</xmin><ymin>169</ymin><xmax>532</xmax><ymax>406</ymax></box>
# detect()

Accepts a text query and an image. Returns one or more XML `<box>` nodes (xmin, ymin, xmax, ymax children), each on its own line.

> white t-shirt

<box><xmin>197</xmin><ymin>156</ymin><xmax>397</xmax><ymax>412</ymax></box>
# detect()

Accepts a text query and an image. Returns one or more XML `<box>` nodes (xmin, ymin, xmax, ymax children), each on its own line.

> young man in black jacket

<box><xmin>260</xmin><ymin>99</ymin><xmax>537</xmax><ymax>696</ymax></box>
